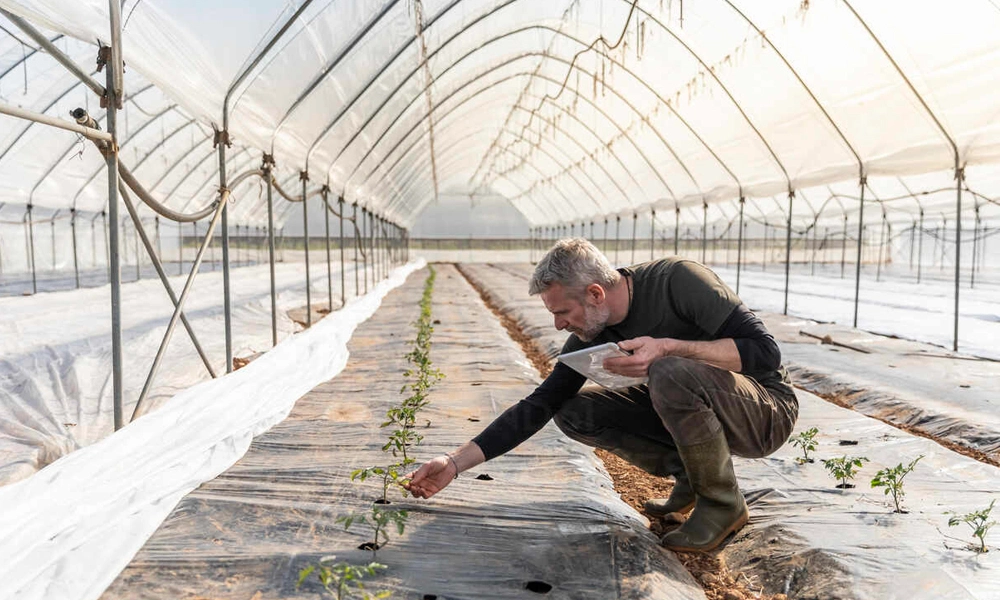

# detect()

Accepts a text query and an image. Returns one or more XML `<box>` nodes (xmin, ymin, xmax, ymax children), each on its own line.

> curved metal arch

<box><xmin>723</xmin><ymin>0</ymin><xmax>863</xmax><ymax>173</ymax></box>
<box><xmin>390</xmin><ymin>134</ymin><xmax>580</xmax><ymax>223</ymax></box>
<box><xmin>0</xmin><ymin>30</ymin><xmax>64</xmax><ymax>80</ymax></box>
<box><xmin>389</xmin><ymin>143</ymin><xmax>561</xmax><ymax>224</ymax></box>
<box><xmin>304</xmin><ymin>0</ymin><xmax>519</xmax><ymax>165</ymax></box>
<box><xmin>381</xmin><ymin>118</ymin><xmax>606</xmax><ymax>218</ymax></box>
<box><xmin>325</xmin><ymin>42</ymin><xmax>677</xmax><ymax>202</ymax></box>
<box><xmin>0</xmin><ymin>74</ymin><xmax>93</xmax><ymax>166</ymax></box>
<box><xmin>271</xmin><ymin>0</ymin><xmax>410</xmax><ymax>163</ymax></box>
<box><xmin>69</xmin><ymin>107</ymin><xmax>186</xmax><ymax>208</ymax></box>
<box><xmin>381</xmin><ymin>135</ymin><xmax>564</xmax><ymax>223</ymax></box>
<box><xmin>146</xmin><ymin>134</ymin><xmax>216</xmax><ymax>194</ymax></box>
<box><xmin>366</xmin><ymin>75</ymin><xmax>638</xmax><ymax>211</ymax></box>
<box><xmin>174</xmin><ymin>147</ymin><xmax>255</xmax><ymax>215</ymax></box>
<box><xmin>341</xmin><ymin>52</ymin><xmax>670</xmax><ymax>205</ymax></box>
<box><xmin>304</xmin><ymin>10</ymin><xmax>705</xmax><ymax>199</ymax></box>
<box><xmin>610</xmin><ymin>0</ymin><xmax>792</xmax><ymax>189</ymax></box>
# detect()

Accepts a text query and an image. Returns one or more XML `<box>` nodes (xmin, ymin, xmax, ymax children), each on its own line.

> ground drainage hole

<box><xmin>525</xmin><ymin>581</ymin><xmax>552</xmax><ymax>594</ymax></box>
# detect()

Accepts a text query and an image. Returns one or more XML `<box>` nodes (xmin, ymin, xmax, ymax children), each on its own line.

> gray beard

<box><xmin>573</xmin><ymin>304</ymin><xmax>610</xmax><ymax>342</ymax></box>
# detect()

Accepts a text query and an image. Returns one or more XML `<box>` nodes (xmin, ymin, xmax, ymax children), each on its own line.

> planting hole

<box><xmin>525</xmin><ymin>581</ymin><xmax>553</xmax><ymax>594</ymax></box>
<box><xmin>358</xmin><ymin>542</ymin><xmax>381</xmax><ymax>551</ymax></box>
<box><xmin>836</xmin><ymin>483</ymin><xmax>855</xmax><ymax>489</ymax></box>
<box><xmin>838</xmin><ymin>440</ymin><xmax>859</xmax><ymax>446</ymax></box>
<box><xmin>373</xmin><ymin>499</ymin><xmax>391</xmax><ymax>505</ymax></box>
<box><xmin>475</xmin><ymin>473</ymin><xmax>494</xmax><ymax>481</ymax></box>
<box><xmin>422</xmin><ymin>595</ymin><xmax>438</xmax><ymax>600</ymax></box>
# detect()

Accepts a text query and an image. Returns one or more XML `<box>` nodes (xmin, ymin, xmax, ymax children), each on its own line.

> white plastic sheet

<box><xmin>2</xmin><ymin>1</ymin><xmax>1000</xmax><ymax>229</ymax></box>
<box><xmin>0</xmin><ymin>258</ymin><xmax>423</xmax><ymax>600</ymax></box>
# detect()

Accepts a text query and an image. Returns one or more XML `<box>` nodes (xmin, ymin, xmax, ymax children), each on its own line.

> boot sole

<box><xmin>660</xmin><ymin>508</ymin><xmax>749</xmax><ymax>553</ymax></box>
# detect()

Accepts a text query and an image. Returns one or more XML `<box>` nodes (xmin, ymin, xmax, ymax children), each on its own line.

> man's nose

<box><xmin>554</xmin><ymin>316</ymin><xmax>567</xmax><ymax>330</ymax></box>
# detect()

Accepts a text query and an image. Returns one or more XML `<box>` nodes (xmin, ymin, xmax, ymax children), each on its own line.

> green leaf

<box><xmin>296</xmin><ymin>565</ymin><xmax>315</xmax><ymax>589</ymax></box>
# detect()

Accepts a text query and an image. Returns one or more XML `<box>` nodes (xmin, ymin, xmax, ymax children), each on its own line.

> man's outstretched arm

<box><xmin>406</xmin><ymin>440</ymin><xmax>485</xmax><ymax>499</ymax></box>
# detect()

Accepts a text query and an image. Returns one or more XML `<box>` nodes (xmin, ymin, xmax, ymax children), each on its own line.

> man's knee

<box><xmin>648</xmin><ymin>356</ymin><xmax>714</xmax><ymax>410</ymax></box>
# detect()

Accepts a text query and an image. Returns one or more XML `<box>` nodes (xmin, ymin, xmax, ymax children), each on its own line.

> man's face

<box><xmin>540</xmin><ymin>283</ymin><xmax>610</xmax><ymax>342</ymax></box>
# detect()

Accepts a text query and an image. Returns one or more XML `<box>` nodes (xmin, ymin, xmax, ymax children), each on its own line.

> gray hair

<box><xmin>529</xmin><ymin>238</ymin><xmax>620</xmax><ymax>297</ymax></box>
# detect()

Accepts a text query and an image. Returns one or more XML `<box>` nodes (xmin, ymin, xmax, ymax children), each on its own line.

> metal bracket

<box><xmin>261</xmin><ymin>153</ymin><xmax>276</xmax><ymax>171</ymax></box>
<box><xmin>212</xmin><ymin>127</ymin><xmax>231</xmax><ymax>149</ymax></box>
<box><xmin>299</xmin><ymin>170</ymin><xmax>310</xmax><ymax>182</ymax></box>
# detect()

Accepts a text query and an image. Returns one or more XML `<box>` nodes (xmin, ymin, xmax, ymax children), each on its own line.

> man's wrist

<box><xmin>445</xmin><ymin>453</ymin><xmax>460</xmax><ymax>479</ymax></box>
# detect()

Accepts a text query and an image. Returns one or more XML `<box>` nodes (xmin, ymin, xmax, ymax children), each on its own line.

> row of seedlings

<box><xmin>789</xmin><ymin>427</ymin><xmax>995</xmax><ymax>552</ymax></box>
<box><xmin>299</xmin><ymin>266</ymin><xmax>444</xmax><ymax>598</ymax></box>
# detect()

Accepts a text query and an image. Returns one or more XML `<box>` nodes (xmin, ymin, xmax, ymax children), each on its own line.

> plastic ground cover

<box><xmin>100</xmin><ymin>264</ymin><xmax>703</xmax><ymax>600</ymax></box>
<box><xmin>0</xmin><ymin>259</ymin><xmax>423</xmax><ymax>600</ymax></box>
<box><xmin>462</xmin><ymin>261</ymin><xmax>1000</xmax><ymax>599</ymax></box>
<box><xmin>0</xmin><ymin>260</ymin><xmax>363</xmax><ymax>487</ymax></box>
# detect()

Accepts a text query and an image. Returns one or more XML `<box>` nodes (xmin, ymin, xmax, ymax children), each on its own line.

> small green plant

<box><xmin>870</xmin><ymin>455</ymin><xmax>924</xmax><ymax>513</ymax></box>
<box><xmin>351</xmin><ymin>463</ymin><xmax>411</xmax><ymax>504</ymax></box>
<box><xmin>338</xmin><ymin>505</ymin><xmax>409</xmax><ymax>559</ymax></box>
<box><xmin>822</xmin><ymin>455</ymin><xmax>869</xmax><ymax>488</ymax></box>
<box><xmin>948</xmin><ymin>499</ymin><xmax>996</xmax><ymax>553</ymax></box>
<box><xmin>789</xmin><ymin>427</ymin><xmax>819</xmax><ymax>464</ymax></box>
<box><xmin>297</xmin><ymin>559</ymin><xmax>390</xmax><ymax>600</ymax></box>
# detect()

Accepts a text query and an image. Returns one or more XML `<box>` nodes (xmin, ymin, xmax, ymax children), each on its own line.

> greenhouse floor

<box><xmin>459</xmin><ymin>263</ymin><xmax>1000</xmax><ymax>599</ymax></box>
<box><xmin>101</xmin><ymin>265</ymin><xmax>702</xmax><ymax>600</ymax></box>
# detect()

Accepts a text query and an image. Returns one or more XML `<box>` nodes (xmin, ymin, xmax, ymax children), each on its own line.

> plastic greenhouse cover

<box><xmin>463</xmin><ymin>260</ymin><xmax>1000</xmax><ymax>598</ymax></box>
<box><xmin>0</xmin><ymin>259</ymin><xmax>423</xmax><ymax>600</ymax></box>
<box><xmin>2</xmin><ymin>1</ymin><xmax>1000</xmax><ymax>228</ymax></box>
<box><xmin>98</xmin><ymin>263</ymin><xmax>703</xmax><ymax>600</ymax></box>
<box><xmin>0</xmin><ymin>261</ymin><xmax>365</xmax><ymax>486</ymax></box>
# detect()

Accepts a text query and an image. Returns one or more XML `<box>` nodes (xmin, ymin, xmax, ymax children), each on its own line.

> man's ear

<box><xmin>585</xmin><ymin>283</ymin><xmax>606</xmax><ymax>305</ymax></box>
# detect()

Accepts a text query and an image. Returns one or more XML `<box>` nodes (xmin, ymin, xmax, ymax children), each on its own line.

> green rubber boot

<box><xmin>659</xmin><ymin>432</ymin><xmax>748</xmax><ymax>553</ymax></box>
<box><xmin>643</xmin><ymin>475</ymin><xmax>695</xmax><ymax>521</ymax></box>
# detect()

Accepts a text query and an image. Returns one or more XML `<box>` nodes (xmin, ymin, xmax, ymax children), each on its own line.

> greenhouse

<box><xmin>0</xmin><ymin>0</ymin><xmax>997</xmax><ymax>598</ymax></box>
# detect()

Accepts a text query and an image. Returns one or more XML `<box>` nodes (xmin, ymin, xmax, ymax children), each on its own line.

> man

<box><xmin>406</xmin><ymin>238</ymin><xmax>798</xmax><ymax>552</ymax></box>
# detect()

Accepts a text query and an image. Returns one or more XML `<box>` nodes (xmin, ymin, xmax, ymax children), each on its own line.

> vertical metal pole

<box><xmin>736</xmin><ymin>197</ymin><xmax>745</xmax><ymax>294</ymax></box>
<box><xmin>134</xmin><ymin>217</ymin><xmax>141</xmax><ymax>281</ymax></box>
<box><xmin>154</xmin><ymin>216</ymin><xmax>161</xmax><ymax>266</ymax></box>
<box><xmin>853</xmin><ymin>178</ymin><xmax>866</xmax><ymax>328</ymax></box>
<box><xmin>615</xmin><ymin>216</ymin><xmax>621</xmax><ymax>265</ymax></box>
<box><xmin>353</xmin><ymin>203</ymin><xmax>359</xmax><ymax>297</ymax></box>
<box><xmin>103</xmin><ymin>25</ymin><xmax>124</xmax><ymax>430</ymax></box>
<box><xmin>953</xmin><ymin>168</ymin><xmax>963</xmax><ymax>352</ymax></box>
<box><xmin>917</xmin><ymin>211</ymin><xmax>924</xmax><ymax>284</ymax></box>
<box><xmin>908</xmin><ymin>218</ymin><xmax>916</xmax><ymax>272</ymax></box>
<box><xmin>216</xmin><ymin>133</ymin><xmax>233</xmax><ymax>373</ymax></box>
<box><xmin>301</xmin><ymin>172</ymin><xmax>312</xmax><ymax>327</ymax></box>
<box><xmin>27</xmin><ymin>205</ymin><xmax>37</xmax><ymax>294</ymax></box>
<box><xmin>701</xmin><ymin>202</ymin><xmax>708</xmax><ymax>263</ymax></box>
<box><xmin>50</xmin><ymin>211</ymin><xmax>58</xmax><ymax>272</ymax></box>
<box><xmin>971</xmin><ymin>206</ymin><xmax>980</xmax><ymax>289</ymax></box>
<box><xmin>711</xmin><ymin>223</ymin><xmax>716</xmax><ymax>265</ymax></box>
<box><xmin>650</xmin><ymin>209</ymin><xmax>656</xmax><ymax>260</ymax></box>
<box><xmin>674</xmin><ymin>208</ymin><xmax>680</xmax><ymax>255</ymax></box>
<box><xmin>71</xmin><ymin>209</ymin><xmax>80</xmax><ymax>289</ymax></box>
<box><xmin>368</xmin><ymin>209</ymin><xmax>374</xmax><ymax>290</ymax></box>
<box><xmin>762</xmin><ymin>221</ymin><xmax>768</xmax><ymax>272</ymax></box>
<box><xmin>177</xmin><ymin>219</ymin><xmax>183</xmax><ymax>274</ymax></box>
<box><xmin>841</xmin><ymin>215</ymin><xmax>848</xmax><ymax>279</ymax></box>
<box><xmin>362</xmin><ymin>208</ymin><xmax>369</xmax><ymax>294</ymax></box>
<box><xmin>338</xmin><ymin>196</ymin><xmax>345</xmax><ymax>306</ymax></box>
<box><xmin>876</xmin><ymin>213</ymin><xmax>886</xmax><ymax>283</ymax></box>
<box><xmin>323</xmin><ymin>191</ymin><xmax>332</xmax><ymax>311</ymax></box>
<box><xmin>103</xmin><ymin>211</ymin><xmax>110</xmax><ymax>282</ymax></box>
<box><xmin>630</xmin><ymin>213</ymin><xmax>637</xmax><ymax>264</ymax></box>
<box><xmin>265</xmin><ymin>163</ymin><xmax>277</xmax><ymax>347</ymax></box>
<box><xmin>783</xmin><ymin>192</ymin><xmax>793</xmax><ymax>315</ymax></box>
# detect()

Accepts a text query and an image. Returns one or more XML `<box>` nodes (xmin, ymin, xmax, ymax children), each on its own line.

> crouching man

<box><xmin>405</xmin><ymin>238</ymin><xmax>798</xmax><ymax>552</ymax></box>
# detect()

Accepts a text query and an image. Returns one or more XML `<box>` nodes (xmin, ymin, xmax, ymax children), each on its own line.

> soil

<box><xmin>457</xmin><ymin>264</ymin><xmax>783</xmax><ymax>600</ymax></box>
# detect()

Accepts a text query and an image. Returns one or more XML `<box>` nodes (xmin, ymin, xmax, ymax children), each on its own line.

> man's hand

<box><xmin>404</xmin><ymin>456</ymin><xmax>456</xmax><ymax>499</ymax></box>
<box><xmin>603</xmin><ymin>336</ymin><xmax>685</xmax><ymax>377</ymax></box>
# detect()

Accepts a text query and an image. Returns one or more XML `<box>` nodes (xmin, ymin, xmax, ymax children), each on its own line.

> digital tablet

<box><xmin>556</xmin><ymin>342</ymin><xmax>649</xmax><ymax>389</ymax></box>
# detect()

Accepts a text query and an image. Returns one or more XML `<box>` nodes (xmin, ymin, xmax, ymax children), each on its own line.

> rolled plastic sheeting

<box><xmin>0</xmin><ymin>258</ymin><xmax>425</xmax><ymax>600</ymax></box>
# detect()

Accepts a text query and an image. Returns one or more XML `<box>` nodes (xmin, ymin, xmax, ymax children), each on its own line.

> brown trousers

<box><xmin>552</xmin><ymin>356</ymin><xmax>798</xmax><ymax>478</ymax></box>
